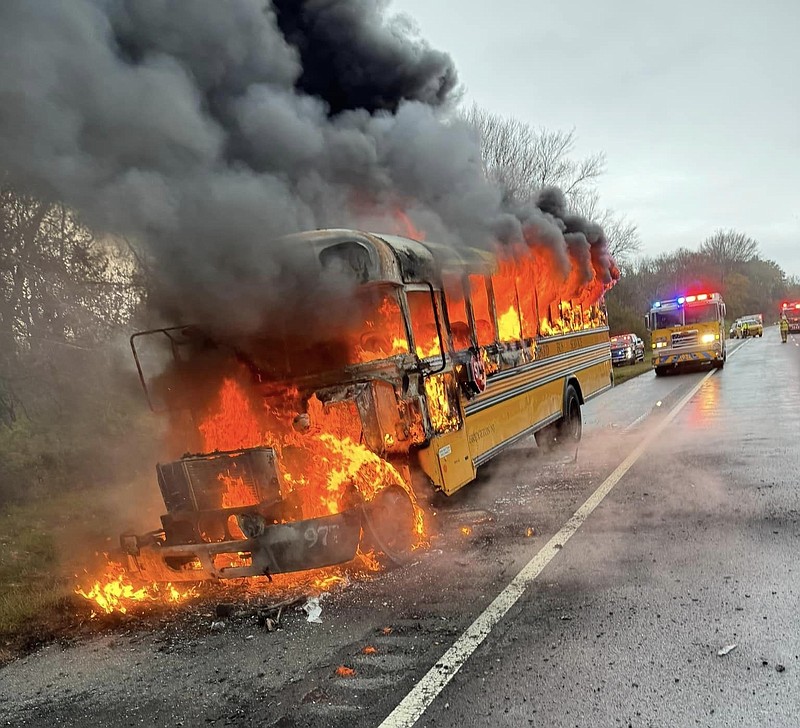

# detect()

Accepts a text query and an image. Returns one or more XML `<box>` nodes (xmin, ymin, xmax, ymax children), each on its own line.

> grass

<box><xmin>612</xmin><ymin>351</ymin><xmax>654</xmax><ymax>386</ymax></box>
<box><xmin>0</xmin><ymin>480</ymin><xmax>157</xmax><ymax>642</ymax></box>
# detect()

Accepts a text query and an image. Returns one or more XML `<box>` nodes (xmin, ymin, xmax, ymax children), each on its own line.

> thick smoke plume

<box><xmin>0</xmin><ymin>0</ymin><xmax>618</xmax><ymax>331</ymax></box>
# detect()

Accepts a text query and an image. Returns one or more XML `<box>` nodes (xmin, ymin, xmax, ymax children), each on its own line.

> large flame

<box><xmin>198</xmin><ymin>378</ymin><xmax>426</xmax><ymax>539</ymax></box>
<box><xmin>76</xmin><ymin>560</ymin><xmax>197</xmax><ymax>616</ymax></box>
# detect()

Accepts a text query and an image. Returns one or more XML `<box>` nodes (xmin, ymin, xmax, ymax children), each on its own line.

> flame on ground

<box><xmin>75</xmin><ymin>560</ymin><xmax>197</xmax><ymax>616</ymax></box>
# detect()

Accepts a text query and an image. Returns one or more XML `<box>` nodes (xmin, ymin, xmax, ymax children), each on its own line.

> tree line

<box><xmin>606</xmin><ymin>230</ymin><xmax>800</xmax><ymax>341</ymax></box>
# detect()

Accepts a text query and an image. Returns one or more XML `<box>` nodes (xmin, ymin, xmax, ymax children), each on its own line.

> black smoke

<box><xmin>0</xmin><ymin>0</ymin><xmax>615</xmax><ymax>332</ymax></box>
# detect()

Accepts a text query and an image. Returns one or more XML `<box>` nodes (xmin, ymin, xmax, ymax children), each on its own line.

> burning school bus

<box><xmin>646</xmin><ymin>292</ymin><xmax>727</xmax><ymax>376</ymax></box>
<box><xmin>123</xmin><ymin>229</ymin><xmax>614</xmax><ymax>583</ymax></box>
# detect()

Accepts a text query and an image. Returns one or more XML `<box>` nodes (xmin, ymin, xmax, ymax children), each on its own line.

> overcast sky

<box><xmin>392</xmin><ymin>0</ymin><xmax>800</xmax><ymax>276</ymax></box>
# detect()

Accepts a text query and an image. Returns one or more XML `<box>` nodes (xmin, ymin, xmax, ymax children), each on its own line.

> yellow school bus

<box><xmin>125</xmin><ymin>229</ymin><xmax>613</xmax><ymax>581</ymax></box>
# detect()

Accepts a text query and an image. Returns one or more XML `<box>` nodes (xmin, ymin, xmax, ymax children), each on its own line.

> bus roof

<box><xmin>272</xmin><ymin>228</ymin><xmax>496</xmax><ymax>287</ymax></box>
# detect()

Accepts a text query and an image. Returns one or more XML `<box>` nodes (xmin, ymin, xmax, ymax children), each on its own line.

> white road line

<box><xmin>378</xmin><ymin>364</ymin><xmax>724</xmax><ymax>728</ymax></box>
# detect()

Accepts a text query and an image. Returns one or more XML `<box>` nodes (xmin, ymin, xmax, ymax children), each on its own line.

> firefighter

<box><xmin>741</xmin><ymin>320</ymin><xmax>749</xmax><ymax>339</ymax></box>
<box><xmin>780</xmin><ymin>314</ymin><xmax>789</xmax><ymax>343</ymax></box>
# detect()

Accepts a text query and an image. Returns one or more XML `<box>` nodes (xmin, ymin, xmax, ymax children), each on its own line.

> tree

<box><xmin>699</xmin><ymin>229</ymin><xmax>759</xmax><ymax>287</ymax></box>
<box><xmin>462</xmin><ymin>105</ymin><xmax>605</xmax><ymax>206</ymax></box>
<box><xmin>462</xmin><ymin>105</ymin><xmax>640</xmax><ymax>264</ymax></box>
<box><xmin>569</xmin><ymin>188</ymin><xmax>641</xmax><ymax>265</ymax></box>
<box><xmin>0</xmin><ymin>183</ymin><xmax>150</xmax><ymax>504</ymax></box>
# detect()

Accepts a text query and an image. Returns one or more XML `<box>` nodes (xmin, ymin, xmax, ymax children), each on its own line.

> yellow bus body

<box><xmin>418</xmin><ymin>329</ymin><xmax>612</xmax><ymax>495</ymax></box>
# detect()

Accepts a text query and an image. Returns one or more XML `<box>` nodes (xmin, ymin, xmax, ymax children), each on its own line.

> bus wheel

<box><xmin>537</xmin><ymin>385</ymin><xmax>582</xmax><ymax>450</ymax></box>
<box><xmin>556</xmin><ymin>385</ymin><xmax>582</xmax><ymax>444</ymax></box>
<box><xmin>362</xmin><ymin>485</ymin><xmax>416</xmax><ymax>566</ymax></box>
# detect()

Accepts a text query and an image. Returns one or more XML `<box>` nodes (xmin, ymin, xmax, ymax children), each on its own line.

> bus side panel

<box><xmin>417</xmin><ymin>427</ymin><xmax>476</xmax><ymax>496</ymax></box>
<box><xmin>464</xmin><ymin>377</ymin><xmax>563</xmax><ymax>459</ymax></box>
<box><xmin>574</xmin><ymin>357</ymin><xmax>612</xmax><ymax>400</ymax></box>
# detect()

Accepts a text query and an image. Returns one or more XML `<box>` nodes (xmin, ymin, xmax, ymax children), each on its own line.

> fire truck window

<box><xmin>406</xmin><ymin>290</ymin><xmax>442</xmax><ymax>359</ymax></box>
<box><xmin>684</xmin><ymin>304</ymin><xmax>718</xmax><ymax>325</ymax></box>
<box><xmin>443</xmin><ymin>277</ymin><xmax>472</xmax><ymax>352</ymax></box>
<box><xmin>653</xmin><ymin>309</ymin><xmax>683</xmax><ymax>328</ymax></box>
<box><xmin>468</xmin><ymin>275</ymin><xmax>495</xmax><ymax>346</ymax></box>
<box><xmin>492</xmin><ymin>269</ymin><xmax>522</xmax><ymax>342</ymax></box>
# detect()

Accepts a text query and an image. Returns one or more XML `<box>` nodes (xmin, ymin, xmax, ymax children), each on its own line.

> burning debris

<box><xmin>75</xmin><ymin>560</ymin><xmax>196</xmax><ymax>616</ymax></box>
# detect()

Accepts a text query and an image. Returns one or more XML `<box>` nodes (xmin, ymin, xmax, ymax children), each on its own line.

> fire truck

<box><xmin>123</xmin><ymin>229</ymin><xmax>614</xmax><ymax>582</ymax></box>
<box><xmin>645</xmin><ymin>292</ymin><xmax>727</xmax><ymax>376</ymax></box>
<box><xmin>781</xmin><ymin>301</ymin><xmax>800</xmax><ymax>333</ymax></box>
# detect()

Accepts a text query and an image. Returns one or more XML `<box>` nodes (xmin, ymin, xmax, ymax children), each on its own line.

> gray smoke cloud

<box><xmin>0</xmin><ymin>0</ymin><xmax>616</xmax><ymax>331</ymax></box>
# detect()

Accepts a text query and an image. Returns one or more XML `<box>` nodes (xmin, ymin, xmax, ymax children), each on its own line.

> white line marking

<box><xmin>379</xmin><ymin>365</ymin><xmax>723</xmax><ymax>728</ymax></box>
<box><xmin>621</xmin><ymin>341</ymin><xmax>743</xmax><ymax>433</ymax></box>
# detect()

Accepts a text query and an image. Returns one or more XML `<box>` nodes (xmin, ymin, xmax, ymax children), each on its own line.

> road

<box><xmin>2</xmin><ymin>329</ymin><xmax>799</xmax><ymax>727</ymax></box>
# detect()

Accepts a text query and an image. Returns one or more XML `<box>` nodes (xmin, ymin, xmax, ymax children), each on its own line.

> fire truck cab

<box><xmin>645</xmin><ymin>292</ymin><xmax>726</xmax><ymax>376</ymax></box>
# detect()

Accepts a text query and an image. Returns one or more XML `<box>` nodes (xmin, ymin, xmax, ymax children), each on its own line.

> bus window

<box><xmin>443</xmin><ymin>276</ymin><xmax>472</xmax><ymax>352</ymax></box>
<box><xmin>351</xmin><ymin>287</ymin><xmax>409</xmax><ymax>364</ymax></box>
<box><xmin>468</xmin><ymin>275</ymin><xmax>495</xmax><ymax>346</ymax></box>
<box><xmin>514</xmin><ymin>255</ymin><xmax>539</xmax><ymax>339</ymax></box>
<box><xmin>406</xmin><ymin>290</ymin><xmax>442</xmax><ymax>359</ymax></box>
<box><xmin>492</xmin><ymin>268</ymin><xmax>522</xmax><ymax>342</ymax></box>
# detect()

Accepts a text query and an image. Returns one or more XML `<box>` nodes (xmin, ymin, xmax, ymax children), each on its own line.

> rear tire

<box><xmin>534</xmin><ymin>384</ymin><xmax>582</xmax><ymax>451</ymax></box>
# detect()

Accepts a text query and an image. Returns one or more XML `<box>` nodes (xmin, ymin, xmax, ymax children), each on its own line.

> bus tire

<box><xmin>361</xmin><ymin>485</ymin><xmax>416</xmax><ymax>566</ymax></box>
<box><xmin>534</xmin><ymin>385</ymin><xmax>582</xmax><ymax>451</ymax></box>
<box><xmin>654</xmin><ymin>366</ymin><xmax>666</xmax><ymax>377</ymax></box>
<box><xmin>556</xmin><ymin>385</ymin><xmax>583</xmax><ymax>445</ymax></box>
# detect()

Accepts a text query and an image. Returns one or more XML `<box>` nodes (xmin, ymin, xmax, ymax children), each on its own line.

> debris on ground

<box><xmin>210</xmin><ymin>620</ymin><xmax>226</xmax><ymax>632</ymax></box>
<box><xmin>362</xmin><ymin>645</ymin><xmax>377</xmax><ymax>655</ymax></box>
<box><xmin>717</xmin><ymin>644</ymin><xmax>737</xmax><ymax>656</ymax></box>
<box><xmin>215</xmin><ymin>603</ymin><xmax>236</xmax><ymax>619</ymax></box>
<box><xmin>776</xmin><ymin>664</ymin><xmax>786</xmax><ymax>673</ymax></box>
<box><xmin>302</xmin><ymin>597</ymin><xmax>323</xmax><ymax>624</ymax></box>
<box><xmin>335</xmin><ymin>665</ymin><xmax>356</xmax><ymax>678</ymax></box>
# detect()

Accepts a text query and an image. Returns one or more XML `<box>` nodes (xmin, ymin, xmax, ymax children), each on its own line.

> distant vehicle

<box><xmin>781</xmin><ymin>302</ymin><xmax>800</xmax><ymax>333</ymax></box>
<box><xmin>731</xmin><ymin>314</ymin><xmax>763</xmax><ymax>338</ymax></box>
<box><xmin>645</xmin><ymin>292</ymin><xmax>727</xmax><ymax>376</ymax></box>
<box><xmin>610</xmin><ymin>333</ymin><xmax>644</xmax><ymax>366</ymax></box>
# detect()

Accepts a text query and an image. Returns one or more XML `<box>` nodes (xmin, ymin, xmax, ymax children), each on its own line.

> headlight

<box><xmin>625</xmin><ymin>347</ymin><xmax>632</xmax><ymax>354</ymax></box>
<box><xmin>655</xmin><ymin>341</ymin><xmax>667</xmax><ymax>348</ymax></box>
<box><xmin>701</xmin><ymin>333</ymin><xmax>715</xmax><ymax>344</ymax></box>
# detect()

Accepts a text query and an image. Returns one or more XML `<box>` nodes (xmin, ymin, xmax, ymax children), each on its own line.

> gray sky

<box><xmin>392</xmin><ymin>0</ymin><xmax>800</xmax><ymax>276</ymax></box>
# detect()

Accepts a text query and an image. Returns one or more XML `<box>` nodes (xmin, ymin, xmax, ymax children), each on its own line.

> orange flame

<box><xmin>198</xmin><ymin>378</ymin><xmax>427</xmax><ymax>543</ymax></box>
<box><xmin>75</xmin><ymin>560</ymin><xmax>197</xmax><ymax>615</ymax></box>
<box><xmin>336</xmin><ymin>665</ymin><xmax>356</xmax><ymax>678</ymax></box>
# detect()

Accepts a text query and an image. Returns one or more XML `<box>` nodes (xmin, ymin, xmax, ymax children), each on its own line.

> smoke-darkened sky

<box><xmin>393</xmin><ymin>0</ymin><xmax>800</xmax><ymax>276</ymax></box>
<box><xmin>0</xmin><ymin>0</ymin><xmax>621</xmax><ymax>330</ymax></box>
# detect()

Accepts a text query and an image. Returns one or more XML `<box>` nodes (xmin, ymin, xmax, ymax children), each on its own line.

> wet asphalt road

<box><xmin>2</xmin><ymin>329</ymin><xmax>799</xmax><ymax>727</ymax></box>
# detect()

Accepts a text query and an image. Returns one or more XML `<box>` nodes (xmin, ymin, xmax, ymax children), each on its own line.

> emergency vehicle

<box><xmin>645</xmin><ymin>292</ymin><xmax>726</xmax><ymax>376</ymax></box>
<box><xmin>781</xmin><ymin>302</ymin><xmax>800</xmax><ymax>333</ymax></box>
